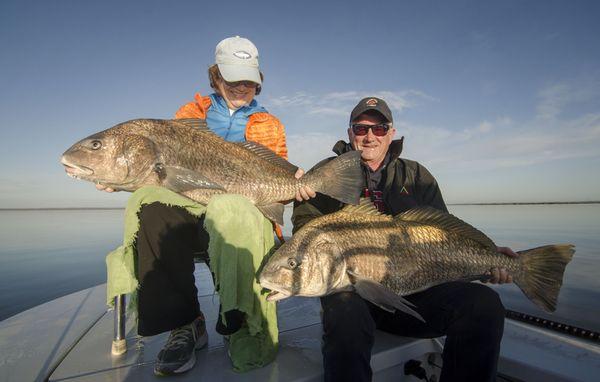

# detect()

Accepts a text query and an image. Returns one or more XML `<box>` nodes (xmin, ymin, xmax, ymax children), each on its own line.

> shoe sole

<box><xmin>153</xmin><ymin>331</ymin><xmax>209</xmax><ymax>376</ymax></box>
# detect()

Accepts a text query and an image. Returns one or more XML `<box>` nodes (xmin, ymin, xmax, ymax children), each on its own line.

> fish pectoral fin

<box><xmin>256</xmin><ymin>203</ymin><xmax>285</xmax><ymax>225</ymax></box>
<box><xmin>160</xmin><ymin>165</ymin><xmax>225</xmax><ymax>193</ymax></box>
<box><xmin>348</xmin><ymin>270</ymin><xmax>425</xmax><ymax>322</ymax></box>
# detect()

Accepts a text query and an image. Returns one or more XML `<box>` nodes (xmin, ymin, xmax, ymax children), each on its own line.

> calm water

<box><xmin>1</xmin><ymin>205</ymin><xmax>599</xmax><ymax>333</ymax></box>
<box><xmin>449</xmin><ymin>204</ymin><xmax>600</xmax><ymax>333</ymax></box>
<box><xmin>0</xmin><ymin>209</ymin><xmax>124</xmax><ymax>320</ymax></box>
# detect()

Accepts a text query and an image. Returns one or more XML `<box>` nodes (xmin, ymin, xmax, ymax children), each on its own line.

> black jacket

<box><xmin>292</xmin><ymin>139</ymin><xmax>448</xmax><ymax>233</ymax></box>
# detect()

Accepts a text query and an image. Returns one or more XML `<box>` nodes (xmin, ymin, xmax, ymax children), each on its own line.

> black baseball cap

<box><xmin>350</xmin><ymin>97</ymin><xmax>393</xmax><ymax>124</ymax></box>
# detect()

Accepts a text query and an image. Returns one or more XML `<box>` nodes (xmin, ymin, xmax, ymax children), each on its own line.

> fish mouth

<box><xmin>265</xmin><ymin>290</ymin><xmax>291</xmax><ymax>302</ymax></box>
<box><xmin>61</xmin><ymin>157</ymin><xmax>94</xmax><ymax>178</ymax></box>
<box><xmin>260</xmin><ymin>280</ymin><xmax>292</xmax><ymax>302</ymax></box>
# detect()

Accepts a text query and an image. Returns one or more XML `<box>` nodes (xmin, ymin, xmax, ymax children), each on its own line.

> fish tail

<box><xmin>514</xmin><ymin>244</ymin><xmax>575</xmax><ymax>312</ymax></box>
<box><xmin>305</xmin><ymin>151</ymin><xmax>363</xmax><ymax>205</ymax></box>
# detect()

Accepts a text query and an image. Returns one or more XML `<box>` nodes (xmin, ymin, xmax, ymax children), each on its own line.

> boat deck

<box><xmin>48</xmin><ymin>264</ymin><xmax>442</xmax><ymax>381</ymax></box>
<box><xmin>2</xmin><ymin>263</ymin><xmax>600</xmax><ymax>381</ymax></box>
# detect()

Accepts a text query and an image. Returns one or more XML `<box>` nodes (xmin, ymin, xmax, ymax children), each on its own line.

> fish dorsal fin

<box><xmin>171</xmin><ymin>118</ymin><xmax>209</xmax><ymax>131</ymax></box>
<box><xmin>340</xmin><ymin>198</ymin><xmax>385</xmax><ymax>216</ymax></box>
<box><xmin>396</xmin><ymin>207</ymin><xmax>496</xmax><ymax>250</ymax></box>
<box><xmin>237</xmin><ymin>141</ymin><xmax>298</xmax><ymax>174</ymax></box>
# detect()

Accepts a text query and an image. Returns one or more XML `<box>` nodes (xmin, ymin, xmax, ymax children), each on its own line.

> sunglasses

<box><xmin>223</xmin><ymin>80</ymin><xmax>259</xmax><ymax>89</ymax></box>
<box><xmin>351</xmin><ymin>123</ymin><xmax>391</xmax><ymax>137</ymax></box>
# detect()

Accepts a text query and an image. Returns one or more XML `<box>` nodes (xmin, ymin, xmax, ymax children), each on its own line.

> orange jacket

<box><xmin>175</xmin><ymin>93</ymin><xmax>288</xmax><ymax>159</ymax></box>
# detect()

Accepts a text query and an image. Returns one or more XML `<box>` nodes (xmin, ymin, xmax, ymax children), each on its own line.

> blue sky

<box><xmin>1</xmin><ymin>0</ymin><xmax>599</xmax><ymax>208</ymax></box>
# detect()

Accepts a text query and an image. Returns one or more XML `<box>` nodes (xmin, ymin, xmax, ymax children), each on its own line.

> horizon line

<box><xmin>1</xmin><ymin>200</ymin><xmax>599</xmax><ymax>211</ymax></box>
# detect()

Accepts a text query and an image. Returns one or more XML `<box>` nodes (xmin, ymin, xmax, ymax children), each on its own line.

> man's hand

<box><xmin>294</xmin><ymin>168</ymin><xmax>316</xmax><ymax>202</ymax></box>
<box><xmin>484</xmin><ymin>246</ymin><xmax>518</xmax><ymax>284</ymax></box>
<box><xmin>96</xmin><ymin>184</ymin><xmax>117</xmax><ymax>193</ymax></box>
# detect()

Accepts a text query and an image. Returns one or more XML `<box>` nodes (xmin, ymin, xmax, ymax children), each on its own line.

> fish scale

<box><xmin>61</xmin><ymin>118</ymin><xmax>364</xmax><ymax>224</ymax></box>
<box><xmin>332</xmin><ymin>217</ymin><xmax>510</xmax><ymax>295</ymax></box>
<box><xmin>164</xmin><ymin>124</ymin><xmax>293</xmax><ymax>203</ymax></box>
<box><xmin>259</xmin><ymin>199</ymin><xmax>575</xmax><ymax>317</ymax></box>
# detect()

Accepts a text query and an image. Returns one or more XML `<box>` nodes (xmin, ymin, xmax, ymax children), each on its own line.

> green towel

<box><xmin>105</xmin><ymin>187</ymin><xmax>278</xmax><ymax>372</ymax></box>
<box><xmin>105</xmin><ymin>186</ymin><xmax>206</xmax><ymax>306</ymax></box>
<box><xmin>204</xmin><ymin>194</ymin><xmax>279</xmax><ymax>372</ymax></box>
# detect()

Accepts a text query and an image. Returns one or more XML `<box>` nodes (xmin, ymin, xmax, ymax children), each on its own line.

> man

<box><xmin>292</xmin><ymin>97</ymin><xmax>516</xmax><ymax>382</ymax></box>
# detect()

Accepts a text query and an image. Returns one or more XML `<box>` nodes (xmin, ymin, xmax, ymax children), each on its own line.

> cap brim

<box><xmin>218</xmin><ymin>63</ymin><xmax>262</xmax><ymax>85</ymax></box>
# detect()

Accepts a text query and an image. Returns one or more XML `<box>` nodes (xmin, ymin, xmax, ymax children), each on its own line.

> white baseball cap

<box><xmin>215</xmin><ymin>36</ymin><xmax>261</xmax><ymax>85</ymax></box>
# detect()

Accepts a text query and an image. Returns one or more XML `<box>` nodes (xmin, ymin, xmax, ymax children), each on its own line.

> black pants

<box><xmin>321</xmin><ymin>282</ymin><xmax>505</xmax><ymax>382</ymax></box>
<box><xmin>136</xmin><ymin>202</ymin><xmax>210</xmax><ymax>336</ymax></box>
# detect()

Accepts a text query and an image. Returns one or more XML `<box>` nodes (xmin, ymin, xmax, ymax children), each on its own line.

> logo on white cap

<box><xmin>233</xmin><ymin>50</ymin><xmax>252</xmax><ymax>59</ymax></box>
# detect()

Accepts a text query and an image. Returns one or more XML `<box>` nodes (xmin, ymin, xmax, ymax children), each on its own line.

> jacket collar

<box><xmin>332</xmin><ymin>137</ymin><xmax>405</xmax><ymax>159</ymax></box>
<box><xmin>208</xmin><ymin>93</ymin><xmax>266</xmax><ymax>117</ymax></box>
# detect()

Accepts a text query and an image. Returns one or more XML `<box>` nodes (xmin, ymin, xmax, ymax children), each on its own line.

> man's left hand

<box><xmin>484</xmin><ymin>246</ymin><xmax>518</xmax><ymax>284</ymax></box>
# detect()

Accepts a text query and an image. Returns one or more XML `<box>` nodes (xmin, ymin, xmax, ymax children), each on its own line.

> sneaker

<box><xmin>153</xmin><ymin>313</ymin><xmax>208</xmax><ymax>376</ymax></box>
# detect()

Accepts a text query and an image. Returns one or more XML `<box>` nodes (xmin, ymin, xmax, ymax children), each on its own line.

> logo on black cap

<box><xmin>365</xmin><ymin>98</ymin><xmax>378</xmax><ymax>107</ymax></box>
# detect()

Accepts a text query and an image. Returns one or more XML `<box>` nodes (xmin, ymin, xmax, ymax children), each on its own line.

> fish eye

<box><xmin>287</xmin><ymin>258</ymin><xmax>299</xmax><ymax>269</ymax></box>
<box><xmin>91</xmin><ymin>140</ymin><xmax>102</xmax><ymax>150</ymax></box>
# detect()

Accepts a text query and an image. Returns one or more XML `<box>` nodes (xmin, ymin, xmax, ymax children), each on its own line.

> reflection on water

<box><xmin>0</xmin><ymin>209</ymin><xmax>124</xmax><ymax>320</ymax></box>
<box><xmin>1</xmin><ymin>205</ymin><xmax>599</xmax><ymax>333</ymax></box>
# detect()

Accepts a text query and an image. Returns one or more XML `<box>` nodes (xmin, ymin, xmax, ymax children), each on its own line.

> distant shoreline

<box><xmin>1</xmin><ymin>201</ymin><xmax>599</xmax><ymax>211</ymax></box>
<box><xmin>448</xmin><ymin>201</ymin><xmax>600</xmax><ymax>206</ymax></box>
